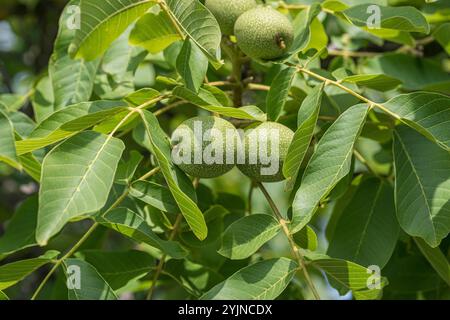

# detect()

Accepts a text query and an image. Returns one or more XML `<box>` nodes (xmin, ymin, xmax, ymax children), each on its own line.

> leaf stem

<box><xmin>158</xmin><ymin>0</ymin><xmax>185</xmax><ymax>40</ymax></box>
<box><xmin>293</xmin><ymin>65</ymin><xmax>401</xmax><ymax>121</ymax></box>
<box><xmin>146</xmin><ymin>214</ymin><xmax>183</xmax><ymax>300</ymax></box>
<box><xmin>221</xmin><ymin>39</ymin><xmax>243</xmax><ymax>107</ymax></box>
<box><xmin>256</xmin><ymin>182</ymin><xmax>321</xmax><ymax>300</ymax></box>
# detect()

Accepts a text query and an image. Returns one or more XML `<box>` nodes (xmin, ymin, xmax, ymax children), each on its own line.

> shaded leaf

<box><xmin>393</xmin><ymin>126</ymin><xmax>450</xmax><ymax>247</ymax></box>
<box><xmin>342</xmin><ymin>74</ymin><xmax>401</xmax><ymax>91</ymax></box>
<box><xmin>292</xmin><ymin>226</ymin><xmax>318</xmax><ymax>251</ymax></box>
<box><xmin>75</xmin><ymin>250</ymin><xmax>155</xmax><ymax>290</ymax></box>
<box><xmin>97</xmin><ymin>208</ymin><xmax>187</xmax><ymax>259</ymax></box>
<box><xmin>0</xmin><ymin>251</ymin><xmax>59</xmax><ymax>290</ymax></box>
<box><xmin>130</xmin><ymin>180</ymin><xmax>179</xmax><ymax>212</ymax></box>
<box><xmin>0</xmin><ymin>110</ymin><xmax>21</xmax><ymax>170</ymax></box>
<box><xmin>310</xmin><ymin>256</ymin><xmax>385</xmax><ymax>300</ymax></box>
<box><xmin>63</xmin><ymin>258</ymin><xmax>117</xmax><ymax>300</ymax></box>
<box><xmin>384</xmin><ymin>92</ymin><xmax>450</xmax><ymax>150</ymax></box>
<box><xmin>219</xmin><ymin>214</ymin><xmax>281</xmax><ymax>260</ymax></box>
<box><xmin>283</xmin><ymin>84</ymin><xmax>324</xmax><ymax>190</ymax></box>
<box><xmin>327</xmin><ymin>178</ymin><xmax>399</xmax><ymax>268</ymax></box>
<box><xmin>201</xmin><ymin>258</ymin><xmax>298</xmax><ymax>300</ymax></box>
<box><xmin>173</xmin><ymin>86</ymin><xmax>266</xmax><ymax>121</ymax></box>
<box><xmin>414</xmin><ymin>238</ymin><xmax>450</xmax><ymax>286</ymax></box>
<box><xmin>266</xmin><ymin>67</ymin><xmax>296</xmax><ymax>121</ymax></box>
<box><xmin>0</xmin><ymin>196</ymin><xmax>38</xmax><ymax>258</ymax></box>
<box><xmin>177</xmin><ymin>38</ymin><xmax>208</xmax><ymax>93</ymax></box>
<box><xmin>343</xmin><ymin>4</ymin><xmax>429</xmax><ymax>33</ymax></box>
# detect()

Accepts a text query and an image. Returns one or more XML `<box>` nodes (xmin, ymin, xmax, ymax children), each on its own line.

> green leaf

<box><xmin>201</xmin><ymin>258</ymin><xmax>298</xmax><ymax>300</ymax></box>
<box><xmin>219</xmin><ymin>214</ymin><xmax>281</xmax><ymax>260</ymax></box>
<box><xmin>0</xmin><ymin>110</ymin><xmax>21</xmax><ymax>170</ymax></box>
<box><xmin>139</xmin><ymin>109</ymin><xmax>207</xmax><ymax>240</ymax></box>
<box><xmin>9</xmin><ymin>112</ymin><xmax>36</xmax><ymax>138</ymax></box>
<box><xmin>0</xmin><ymin>291</ymin><xmax>8</xmax><ymax>300</ymax></box>
<box><xmin>393</xmin><ymin>126</ymin><xmax>450</xmax><ymax>248</ymax></box>
<box><xmin>164</xmin><ymin>260</ymin><xmax>223</xmax><ymax>297</ymax></box>
<box><xmin>361</xmin><ymin>53</ymin><xmax>450</xmax><ymax>94</ymax></box>
<box><xmin>341</xmin><ymin>74</ymin><xmax>402</xmax><ymax>91</ymax></box>
<box><xmin>283</xmin><ymin>84</ymin><xmax>324</xmax><ymax>191</ymax></box>
<box><xmin>63</xmin><ymin>258</ymin><xmax>117</xmax><ymax>300</ymax></box>
<box><xmin>129</xmin><ymin>180</ymin><xmax>179</xmax><ymax>213</ymax></box>
<box><xmin>292</xmin><ymin>104</ymin><xmax>369</xmax><ymax>233</ymax></box>
<box><xmin>384</xmin><ymin>92</ymin><xmax>450</xmax><ymax>150</ymax></box>
<box><xmin>18</xmin><ymin>153</ymin><xmax>42</xmax><ymax>182</ymax></box>
<box><xmin>16</xmin><ymin>101</ymin><xmax>126</xmax><ymax>155</ymax></box>
<box><xmin>75</xmin><ymin>250</ymin><xmax>155</xmax><ymax>290</ymax></box>
<box><xmin>266</xmin><ymin>67</ymin><xmax>296</xmax><ymax>121</ymax></box>
<box><xmin>31</xmin><ymin>76</ymin><xmax>54</xmax><ymax>123</ymax></box>
<box><xmin>309</xmin><ymin>256</ymin><xmax>385</xmax><ymax>300</ymax></box>
<box><xmin>0</xmin><ymin>251</ymin><xmax>59</xmax><ymax>290</ymax></box>
<box><xmin>173</xmin><ymin>86</ymin><xmax>266</xmax><ymax>121</ymax></box>
<box><xmin>414</xmin><ymin>238</ymin><xmax>450</xmax><ymax>286</ymax></box>
<box><xmin>50</xmin><ymin>0</ymin><xmax>100</xmax><ymax>109</ymax></box>
<box><xmin>433</xmin><ymin>23</ymin><xmax>450</xmax><ymax>55</ymax></box>
<box><xmin>124</xmin><ymin>88</ymin><xmax>160</xmax><ymax>107</ymax></box>
<box><xmin>130</xmin><ymin>11</ymin><xmax>181</xmax><ymax>53</ymax></box>
<box><xmin>287</xmin><ymin>3</ymin><xmax>321</xmax><ymax>57</ymax></box>
<box><xmin>115</xmin><ymin>151</ymin><xmax>143</xmax><ymax>185</ymax></box>
<box><xmin>177</xmin><ymin>38</ymin><xmax>208</xmax><ymax>93</ymax></box>
<box><xmin>165</xmin><ymin>0</ymin><xmax>222</xmax><ymax>68</ymax></box>
<box><xmin>97</xmin><ymin>208</ymin><xmax>187</xmax><ymax>259</ymax></box>
<box><xmin>292</xmin><ymin>226</ymin><xmax>318</xmax><ymax>251</ymax></box>
<box><xmin>327</xmin><ymin>178</ymin><xmax>399</xmax><ymax>268</ymax></box>
<box><xmin>37</xmin><ymin>131</ymin><xmax>125</xmax><ymax>245</ymax></box>
<box><xmin>69</xmin><ymin>0</ymin><xmax>156</xmax><ymax>60</ymax></box>
<box><xmin>343</xmin><ymin>4</ymin><xmax>429</xmax><ymax>33</ymax></box>
<box><xmin>0</xmin><ymin>196</ymin><xmax>38</xmax><ymax>258</ymax></box>
<box><xmin>0</xmin><ymin>94</ymin><xmax>30</xmax><ymax>114</ymax></box>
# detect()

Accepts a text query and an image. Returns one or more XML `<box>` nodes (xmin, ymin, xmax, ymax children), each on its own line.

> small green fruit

<box><xmin>234</xmin><ymin>6</ymin><xmax>294</xmax><ymax>60</ymax></box>
<box><xmin>205</xmin><ymin>0</ymin><xmax>257</xmax><ymax>35</ymax></box>
<box><xmin>171</xmin><ymin>116</ymin><xmax>238</xmax><ymax>178</ymax></box>
<box><xmin>237</xmin><ymin>122</ymin><xmax>294</xmax><ymax>182</ymax></box>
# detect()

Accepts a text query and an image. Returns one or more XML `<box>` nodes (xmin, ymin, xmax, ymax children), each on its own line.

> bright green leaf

<box><xmin>37</xmin><ymin>131</ymin><xmax>125</xmax><ymax>245</ymax></box>
<box><xmin>292</xmin><ymin>104</ymin><xmax>369</xmax><ymax>233</ymax></box>
<box><xmin>69</xmin><ymin>0</ymin><xmax>156</xmax><ymax>60</ymax></box>
<box><xmin>283</xmin><ymin>83</ymin><xmax>324</xmax><ymax>190</ymax></box>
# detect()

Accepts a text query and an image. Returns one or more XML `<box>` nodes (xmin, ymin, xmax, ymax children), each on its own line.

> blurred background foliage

<box><xmin>0</xmin><ymin>0</ymin><xmax>449</xmax><ymax>300</ymax></box>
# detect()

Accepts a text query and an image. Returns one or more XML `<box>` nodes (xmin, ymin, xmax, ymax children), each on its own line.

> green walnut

<box><xmin>205</xmin><ymin>0</ymin><xmax>257</xmax><ymax>35</ymax></box>
<box><xmin>237</xmin><ymin>122</ymin><xmax>294</xmax><ymax>182</ymax></box>
<box><xmin>171</xmin><ymin>116</ymin><xmax>239</xmax><ymax>178</ymax></box>
<box><xmin>234</xmin><ymin>6</ymin><xmax>294</xmax><ymax>60</ymax></box>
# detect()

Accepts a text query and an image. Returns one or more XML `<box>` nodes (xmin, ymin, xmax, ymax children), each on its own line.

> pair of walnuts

<box><xmin>172</xmin><ymin>117</ymin><xmax>294</xmax><ymax>183</ymax></box>
<box><xmin>205</xmin><ymin>0</ymin><xmax>295</xmax><ymax>60</ymax></box>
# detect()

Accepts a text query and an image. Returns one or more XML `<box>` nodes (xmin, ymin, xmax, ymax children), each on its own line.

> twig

<box><xmin>257</xmin><ymin>183</ymin><xmax>321</xmax><ymax>300</ymax></box>
<box><xmin>146</xmin><ymin>214</ymin><xmax>183</xmax><ymax>300</ymax></box>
